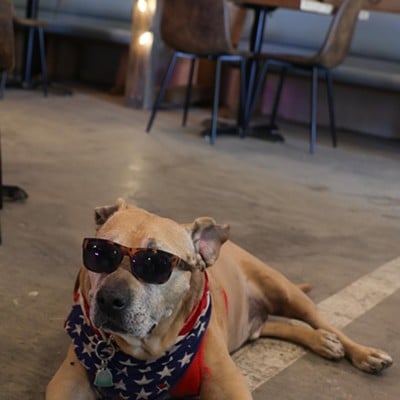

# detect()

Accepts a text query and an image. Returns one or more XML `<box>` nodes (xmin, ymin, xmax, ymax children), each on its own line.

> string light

<box><xmin>137</xmin><ymin>0</ymin><xmax>148</xmax><ymax>13</ymax></box>
<box><xmin>138</xmin><ymin>31</ymin><xmax>154</xmax><ymax>46</ymax></box>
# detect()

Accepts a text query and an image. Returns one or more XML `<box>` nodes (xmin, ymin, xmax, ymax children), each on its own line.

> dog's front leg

<box><xmin>46</xmin><ymin>344</ymin><xmax>96</xmax><ymax>400</ymax></box>
<box><xmin>200</xmin><ymin>329</ymin><xmax>252</xmax><ymax>400</ymax></box>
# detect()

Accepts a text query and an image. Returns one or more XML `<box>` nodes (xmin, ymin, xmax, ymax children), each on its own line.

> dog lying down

<box><xmin>46</xmin><ymin>199</ymin><xmax>392</xmax><ymax>400</ymax></box>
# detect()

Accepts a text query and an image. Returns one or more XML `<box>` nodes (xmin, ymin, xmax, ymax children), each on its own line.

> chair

<box><xmin>1</xmin><ymin>3</ymin><xmax>48</xmax><ymax>97</ymax></box>
<box><xmin>247</xmin><ymin>0</ymin><xmax>363</xmax><ymax>153</ymax></box>
<box><xmin>13</xmin><ymin>14</ymin><xmax>49</xmax><ymax>96</ymax></box>
<box><xmin>146</xmin><ymin>0</ymin><xmax>249</xmax><ymax>145</ymax></box>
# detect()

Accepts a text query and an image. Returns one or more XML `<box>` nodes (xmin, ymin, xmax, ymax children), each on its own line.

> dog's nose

<box><xmin>96</xmin><ymin>285</ymin><xmax>130</xmax><ymax>314</ymax></box>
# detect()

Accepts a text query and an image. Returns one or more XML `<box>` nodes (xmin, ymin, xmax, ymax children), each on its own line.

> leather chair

<box><xmin>146</xmin><ymin>0</ymin><xmax>249</xmax><ymax>145</ymax></box>
<box><xmin>247</xmin><ymin>0</ymin><xmax>363</xmax><ymax>153</ymax></box>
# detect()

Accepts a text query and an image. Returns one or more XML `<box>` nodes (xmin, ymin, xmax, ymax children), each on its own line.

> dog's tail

<box><xmin>298</xmin><ymin>283</ymin><xmax>313</xmax><ymax>293</ymax></box>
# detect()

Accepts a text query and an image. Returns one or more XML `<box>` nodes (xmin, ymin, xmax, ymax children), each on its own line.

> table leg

<box><xmin>26</xmin><ymin>0</ymin><xmax>39</xmax><ymax>18</ymax></box>
<box><xmin>244</xmin><ymin>6</ymin><xmax>284</xmax><ymax>142</ymax></box>
<box><xmin>243</xmin><ymin>7</ymin><xmax>268</xmax><ymax>124</ymax></box>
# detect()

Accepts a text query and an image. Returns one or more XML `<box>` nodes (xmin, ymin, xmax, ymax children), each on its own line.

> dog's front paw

<box><xmin>313</xmin><ymin>329</ymin><xmax>345</xmax><ymax>360</ymax></box>
<box><xmin>351</xmin><ymin>347</ymin><xmax>393</xmax><ymax>374</ymax></box>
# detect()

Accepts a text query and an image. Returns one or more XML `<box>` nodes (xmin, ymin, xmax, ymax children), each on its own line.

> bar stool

<box><xmin>0</xmin><ymin>72</ymin><xmax>7</xmax><ymax>98</ymax></box>
<box><xmin>13</xmin><ymin>16</ymin><xmax>48</xmax><ymax>96</ymax></box>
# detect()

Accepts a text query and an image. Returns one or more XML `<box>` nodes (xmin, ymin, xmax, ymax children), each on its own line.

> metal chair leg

<box><xmin>146</xmin><ymin>53</ymin><xmax>178</xmax><ymax>133</ymax></box>
<box><xmin>325</xmin><ymin>69</ymin><xmax>337</xmax><ymax>147</ymax></box>
<box><xmin>0</xmin><ymin>72</ymin><xmax>6</xmax><ymax>99</ymax></box>
<box><xmin>24</xmin><ymin>27</ymin><xmax>35</xmax><ymax>87</ymax></box>
<box><xmin>0</xmin><ymin>132</ymin><xmax>3</xmax><ymax>210</ymax></box>
<box><xmin>182</xmin><ymin>57</ymin><xmax>196</xmax><ymax>127</ymax></box>
<box><xmin>270</xmin><ymin>67</ymin><xmax>287</xmax><ymax>130</ymax></box>
<box><xmin>244</xmin><ymin>60</ymin><xmax>258</xmax><ymax>125</ymax></box>
<box><xmin>243</xmin><ymin>60</ymin><xmax>269</xmax><ymax>135</ymax></box>
<box><xmin>0</xmin><ymin>129</ymin><xmax>2</xmax><ymax>244</ymax></box>
<box><xmin>310</xmin><ymin>66</ymin><xmax>319</xmax><ymax>154</ymax></box>
<box><xmin>38</xmin><ymin>26</ymin><xmax>48</xmax><ymax>97</ymax></box>
<box><xmin>210</xmin><ymin>58</ymin><xmax>223</xmax><ymax>145</ymax></box>
<box><xmin>238</xmin><ymin>58</ymin><xmax>247</xmax><ymax>138</ymax></box>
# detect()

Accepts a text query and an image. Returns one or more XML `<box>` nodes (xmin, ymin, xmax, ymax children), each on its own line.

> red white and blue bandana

<box><xmin>65</xmin><ymin>278</ymin><xmax>211</xmax><ymax>400</ymax></box>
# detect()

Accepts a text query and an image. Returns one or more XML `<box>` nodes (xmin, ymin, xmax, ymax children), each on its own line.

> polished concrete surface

<box><xmin>0</xmin><ymin>89</ymin><xmax>399</xmax><ymax>399</ymax></box>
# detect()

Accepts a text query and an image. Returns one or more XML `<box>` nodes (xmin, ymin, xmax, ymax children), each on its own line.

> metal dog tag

<box><xmin>94</xmin><ymin>338</ymin><xmax>115</xmax><ymax>388</ymax></box>
<box><xmin>94</xmin><ymin>367</ymin><xmax>113</xmax><ymax>387</ymax></box>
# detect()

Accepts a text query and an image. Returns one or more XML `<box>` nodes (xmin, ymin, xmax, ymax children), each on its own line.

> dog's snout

<box><xmin>96</xmin><ymin>285</ymin><xmax>130</xmax><ymax>313</ymax></box>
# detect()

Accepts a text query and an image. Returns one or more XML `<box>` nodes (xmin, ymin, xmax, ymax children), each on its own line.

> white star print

<box><xmin>197</xmin><ymin>321</ymin><xmax>206</xmax><ymax>337</ymax></box>
<box><xmin>79</xmin><ymin>359</ymin><xmax>89</xmax><ymax>370</ymax></box>
<box><xmin>94</xmin><ymin>362</ymin><xmax>103</xmax><ymax>371</ymax></box>
<box><xmin>161</xmin><ymin>355</ymin><xmax>174</xmax><ymax>365</ymax></box>
<box><xmin>168</xmin><ymin>344</ymin><xmax>180</xmax><ymax>354</ymax></box>
<box><xmin>138</xmin><ymin>366</ymin><xmax>152</xmax><ymax>373</ymax></box>
<box><xmin>157</xmin><ymin>365</ymin><xmax>174</xmax><ymax>378</ymax></box>
<box><xmin>81</xmin><ymin>341</ymin><xmax>94</xmax><ymax>356</ymax></box>
<box><xmin>119</xmin><ymin>394</ymin><xmax>130</xmax><ymax>400</ymax></box>
<box><xmin>72</xmin><ymin>324</ymin><xmax>82</xmax><ymax>336</ymax></box>
<box><xmin>135</xmin><ymin>387</ymin><xmax>153</xmax><ymax>399</ymax></box>
<box><xmin>179</xmin><ymin>352</ymin><xmax>193</xmax><ymax>367</ymax></box>
<box><xmin>134</xmin><ymin>375</ymin><xmax>153</xmax><ymax>385</ymax></box>
<box><xmin>114</xmin><ymin>379</ymin><xmax>127</xmax><ymax>391</ymax></box>
<box><xmin>120</xmin><ymin>359</ymin><xmax>138</xmax><ymax>367</ymax></box>
<box><xmin>116</xmin><ymin>366</ymin><xmax>129</xmax><ymax>377</ymax></box>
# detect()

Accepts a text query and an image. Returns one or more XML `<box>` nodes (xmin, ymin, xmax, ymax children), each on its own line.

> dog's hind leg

<box><xmin>297</xmin><ymin>282</ymin><xmax>312</xmax><ymax>293</ymax></box>
<box><xmin>259</xmin><ymin>320</ymin><xmax>345</xmax><ymax>360</ymax></box>
<box><xmin>239</xmin><ymin>250</ymin><xmax>392</xmax><ymax>374</ymax></box>
<box><xmin>295</xmin><ymin>305</ymin><xmax>393</xmax><ymax>374</ymax></box>
<box><xmin>266</xmin><ymin>282</ymin><xmax>393</xmax><ymax>374</ymax></box>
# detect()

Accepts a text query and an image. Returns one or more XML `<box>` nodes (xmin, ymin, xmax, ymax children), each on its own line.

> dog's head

<box><xmin>81</xmin><ymin>199</ymin><xmax>229</xmax><ymax>357</ymax></box>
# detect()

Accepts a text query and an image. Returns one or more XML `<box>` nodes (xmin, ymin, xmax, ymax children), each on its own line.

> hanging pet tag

<box><xmin>94</xmin><ymin>366</ymin><xmax>113</xmax><ymax>387</ymax></box>
<box><xmin>94</xmin><ymin>338</ymin><xmax>115</xmax><ymax>388</ymax></box>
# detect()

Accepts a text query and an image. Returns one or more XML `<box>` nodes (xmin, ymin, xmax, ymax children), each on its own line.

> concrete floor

<box><xmin>0</xmin><ymin>88</ymin><xmax>399</xmax><ymax>400</ymax></box>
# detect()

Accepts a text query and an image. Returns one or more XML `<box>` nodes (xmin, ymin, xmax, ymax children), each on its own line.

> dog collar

<box><xmin>65</xmin><ymin>276</ymin><xmax>211</xmax><ymax>400</ymax></box>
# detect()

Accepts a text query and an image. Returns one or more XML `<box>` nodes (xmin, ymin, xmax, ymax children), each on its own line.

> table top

<box><xmin>232</xmin><ymin>0</ymin><xmax>400</xmax><ymax>13</ymax></box>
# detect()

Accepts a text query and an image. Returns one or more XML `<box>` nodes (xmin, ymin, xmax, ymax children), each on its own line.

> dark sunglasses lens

<box><xmin>83</xmin><ymin>240</ymin><xmax>123</xmax><ymax>273</ymax></box>
<box><xmin>131</xmin><ymin>250</ymin><xmax>173</xmax><ymax>284</ymax></box>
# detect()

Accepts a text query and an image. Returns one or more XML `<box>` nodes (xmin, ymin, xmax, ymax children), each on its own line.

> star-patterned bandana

<box><xmin>65</xmin><ymin>279</ymin><xmax>212</xmax><ymax>400</ymax></box>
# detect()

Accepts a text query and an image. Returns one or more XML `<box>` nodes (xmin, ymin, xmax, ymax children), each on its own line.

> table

<box><xmin>323</xmin><ymin>0</ymin><xmax>400</xmax><ymax>13</ymax></box>
<box><xmin>234</xmin><ymin>0</ymin><xmax>400</xmax><ymax>13</ymax></box>
<box><xmin>232</xmin><ymin>0</ymin><xmax>400</xmax><ymax>58</ymax></box>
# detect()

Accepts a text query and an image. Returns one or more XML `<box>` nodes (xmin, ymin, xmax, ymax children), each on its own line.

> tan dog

<box><xmin>46</xmin><ymin>199</ymin><xmax>392</xmax><ymax>400</ymax></box>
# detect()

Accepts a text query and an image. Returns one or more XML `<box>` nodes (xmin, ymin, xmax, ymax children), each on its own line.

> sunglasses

<box><xmin>82</xmin><ymin>238</ymin><xmax>191</xmax><ymax>284</ymax></box>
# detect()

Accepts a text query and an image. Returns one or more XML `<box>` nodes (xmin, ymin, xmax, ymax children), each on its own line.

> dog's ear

<box><xmin>94</xmin><ymin>198</ymin><xmax>127</xmax><ymax>229</ymax></box>
<box><xmin>187</xmin><ymin>217</ymin><xmax>230</xmax><ymax>268</ymax></box>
